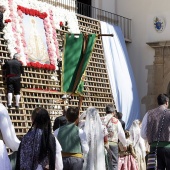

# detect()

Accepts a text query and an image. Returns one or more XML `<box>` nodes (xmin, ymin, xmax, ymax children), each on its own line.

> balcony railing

<box><xmin>37</xmin><ymin>0</ymin><xmax>132</xmax><ymax>41</ymax></box>
<box><xmin>76</xmin><ymin>2</ymin><xmax>131</xmax><ymax>41</ymax></box>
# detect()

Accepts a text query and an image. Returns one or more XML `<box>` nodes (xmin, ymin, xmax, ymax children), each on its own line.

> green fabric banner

<box><xmin>75</xmin><ymin>34</ymin><xmax>96</xmax><ymax>94</ymax></box>
<box><xmin>62</xmin><ymin>33</ymin><xmax>84</xmax><ymax>93</ymax></box>
<box><xmin>62</xmin><ymin>33</ymin><xmax>96</xmax><ymax>95</ymax></box>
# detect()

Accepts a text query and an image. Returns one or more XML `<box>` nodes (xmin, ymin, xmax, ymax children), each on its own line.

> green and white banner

<box><xmin>62</xmin><ymin>33</ymin><xmax>96</xmax><ymax>95</ymax></box>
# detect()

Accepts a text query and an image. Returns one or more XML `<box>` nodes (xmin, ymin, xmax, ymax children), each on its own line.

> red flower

<box><xmin>49</xmin><ymin>64</ymin><xmax>55</xmax><ymax>70</ymax></box>
<box><xmin>60</xmin><ymin>21</ymin><xmax>64</xmax><ymax>27</ymax></box>
<box><xmin>43</xmin><ymin>64</ymin><xmax>49</xmax><ymax>70</ymax></box>
<box><xmin>27</xmin><ymin>62</ymin><xmax>55</xmax><ymax>70</ymax></box>
<box><xmin>27</xmin><ymin>63</ymin><xmax>31</xmax><ymax>67</ymax></box>
<box><xmin>37</xmin><ymin>62</ymin><xmax>42</xmax><ymax>69</ymax></box>
<box><xmin>25</xmin><ymin>8</ymin><xmax>29</xmax><ymax>15</ymax></box>
<box><xmin>35</xmin><ymin>10</ymin><xmax>39</xmax><ymax>16</ymax></box>
<box><xmin>4</xmin><ymin>19</ymin><xmax>11</xmax><ymax>23</ymax></box>
<box><xmin>17</xmin><ymin>5</ymin><xmax>48</xmax><ymax>20</ymax></box>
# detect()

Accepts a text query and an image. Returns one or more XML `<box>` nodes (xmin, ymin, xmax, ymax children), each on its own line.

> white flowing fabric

<box><xmin>0</xmin><ymin>140</ymin><xmax>12</xmax><ymax>170</ymax></box>
<box><xmin>129</xmin><ymin>120</ymin><xmax>146</xmax><ymax>160</ymax></box>
<box><xmin>0</xmin><ymin>103</ymin><xmax>20</xmax><ymax>151</ymax></box>
<box><xmin>129</xmin><ymin>120</ymin><xmax>146</xmax><ymax>170</ymax></box>
<box><xmin>83</xmin><ymin>107</ymin><xmax>106</xmax><ymax>170</ymax></box>
<box><xmin>78</xmin><ymin>111</ymin><xmax>86</xmax><ymax>130</ymax></box>
<box><xmin>100</xmin><ymin>21</ymin><xmax>140</xmax><ymax>129</ymax></box>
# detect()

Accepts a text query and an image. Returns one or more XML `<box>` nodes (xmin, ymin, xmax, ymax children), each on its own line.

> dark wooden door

<box><xmin>77</xmin><ymin>0</ymin><xmax>91</xmax><ymax>17</ymax></box>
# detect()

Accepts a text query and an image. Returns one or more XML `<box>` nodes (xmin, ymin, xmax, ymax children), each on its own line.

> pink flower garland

<box><xmin>49</xmin><ymin>10</ymin><xmax>59</xmax><ymax>59</ymax></box>
<box><xmin>43</xmin><ymin>16</ymin><xmax>55</xmax><ymax>66</ymax></box>
<box><xmin>8</xmin><ymin>0</ymin><xmax>20</xmax><ymax>54</ymax></box>
<box><xmin>17</xmin><ymin>9</ymin><xmax>28</xmax><ymax>63</ymax></box>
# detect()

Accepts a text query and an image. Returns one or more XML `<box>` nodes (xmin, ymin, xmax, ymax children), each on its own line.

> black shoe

<box><xmin>15</xmin><ymin>106</ymin><xmax>19</xmax><ymax>110</ymax></box>
<box><xmin>8</xmin><ymin>105</ymin><xmax>12</xmax><ymax>109</ymax></box>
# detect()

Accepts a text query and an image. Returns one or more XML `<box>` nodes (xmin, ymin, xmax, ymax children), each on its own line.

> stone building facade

<box><xmin>142</xmin><ymin>41</ymin><xmax>170</xmax><ymax>111</ymax></box>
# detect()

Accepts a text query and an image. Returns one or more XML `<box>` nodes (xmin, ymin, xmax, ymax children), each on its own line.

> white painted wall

<box><xmin>116</xmin><ymin>0</ymin><xmax>170</xmax><ymax>117</ymax></box>
<box><xmin>95</xmin><ymin>0</ymin><xmax>170</xmax><ymax>117</ymax></box>
<box><xmin>92</xmin><ymin>0</ymin><xmax>116</xmax><ymax>14</ymax></box>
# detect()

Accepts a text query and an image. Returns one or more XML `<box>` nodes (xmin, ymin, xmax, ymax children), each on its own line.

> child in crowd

<box><xmin>129</xmin><ymin>120</ymin><xmax>146</xmax><ymax>170</ymax></box>
<box><xmin>118</xmin><ymin>130</ymin><xmax>139</xmax><ymax>170</ymax></box>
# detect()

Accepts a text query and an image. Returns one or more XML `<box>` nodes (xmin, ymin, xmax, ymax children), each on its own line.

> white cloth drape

<box><xmin>0</xmin><ymin>103</ymin><xmax>20</xmax><ymax>151</ymax></box>
<box><xmin>100</xmin><ymin>21</ymin><xmax>140</xmax><ymax>129</ymax></box>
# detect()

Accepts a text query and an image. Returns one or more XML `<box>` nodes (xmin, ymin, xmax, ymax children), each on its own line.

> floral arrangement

<box><xmin>1</xmin><ymin>0</ymin><xmax>80</xmax><ymax>70</ymax></box>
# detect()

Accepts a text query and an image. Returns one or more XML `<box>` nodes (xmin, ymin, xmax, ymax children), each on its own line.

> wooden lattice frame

<box><xmin>0</xmin><ymin>13</ymin><xmax>115</xmax><ymax>137</ymax></box>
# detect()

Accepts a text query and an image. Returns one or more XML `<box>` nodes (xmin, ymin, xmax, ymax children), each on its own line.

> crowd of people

<box><xmin>1</xmin><ymin>2</ymin><xmax>170</xmax><ymax>170</ymax></box>
<box><xmin>0</xmin><ymin>48</ymin><xmax>169</xmax><ymax>169</ymax></box>
<box><xmin>0</xmin><ymin>96</ymin><xmax>154</xmax><ymax>170</ymax></box>
<box><xmin>0</xmin><ymin>62</ymin><xmax>169</xmax><ymax>169</ymax></box>
<box><xmin>1</xmin><ymin>89</ymin><xmax>169</xmax><ymax>169</ymax></box>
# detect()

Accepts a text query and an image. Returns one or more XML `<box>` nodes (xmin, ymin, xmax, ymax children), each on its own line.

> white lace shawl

<box><xmin>129</xmin><ymin>120</ymin><xmax>146</xmax><ymax>159</ymax></box>
<box><xmin>82</xmin><ymin>107</ymin><xmax>106</xmax><ymax>170</ymax></box>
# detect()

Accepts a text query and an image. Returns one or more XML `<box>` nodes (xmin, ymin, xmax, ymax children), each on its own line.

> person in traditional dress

<box><xmin>81</xmin><ymin>107</ymin><xmax>106</xmax><ymax>170</ymax></box>
<box><xmin>2</xmin><ymin>53</ymin><xmax>24</xmax><ymax>109</ymax></box>
<box><xmin>118</xmin><ymin>130</ymin><xmax>139</xmax><ymax>170</ymax></box>
<box><xmin>0</xmin><ymin>94</ymin><xmax>20</xmax><ymax>170</ymax></box>
<box><xmin>129</xmin><ymin>119</ymin><xmax>146</xmax><ymax>170</ymax></box>
<box><xmin>141</xmin><ymin>93</ymin><xmax>170</xmax><ymax>169</ymax></box>
<box><xmin>117</xmin><ymin>112</ymin><xmax>126</xmax><ymax>130</ymax></box>
<box><xmin>54</xmin><ymin>107</ymin><xmax>89</xmax><ymax>170</ymax></box>
<box><xmin>0</xmin><ymin>99</ymin><xmax>20</xmax><ymax>151</ymax></box>
<box><xmin>0</xmin><ymin>140</ymin><xmax>12</xmax><ymax>170</ymax></box>
<box><xmin>16</xmin><ymin>107</ymin><xmax>63</xmax><ymax>170</ymax></box>
<box><xmin>102</xmin><ymin>104</ymin><xmax>127</xmax><ymax>170</ymax></box>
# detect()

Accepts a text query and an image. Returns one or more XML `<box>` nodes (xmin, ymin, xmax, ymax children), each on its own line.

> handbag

<box><xmin>146</xmin><ymin>109</ymin><xmax>167</xmax><ymax>170</ymax></box>
<box><xmin>146</xmin><ymin>151</ymin><xmax>157</xmax><ymax>170</ymax></box>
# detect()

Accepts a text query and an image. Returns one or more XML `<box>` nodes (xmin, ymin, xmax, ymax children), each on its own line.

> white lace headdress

<box><xmin>83</xmin><ymin>107</ymin><xmax>106</xmax><ymax>170</ymax></box>
<box><xmin>129</xmin><ymin>119</ymin><xmax>146</xmax><ymax>159</ymax></box>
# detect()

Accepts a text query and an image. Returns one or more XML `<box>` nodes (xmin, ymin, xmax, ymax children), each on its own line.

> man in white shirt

<box><xmin>103</xmin><ymin>104</ymin><xmax>127</xmax><ymax>170</ymax></box>
<box><xmin>141</xmin><ymin>93</ymin><xmax>170</xmax><ymax>169</ymax></box>
<box><xmin>0</xmin><ymin>95</ymin><xmax>20</xmax><ymax>169</ymax></box>
<box><xmin>0</xmin><ymin>99</ymin><xmax>20</xmax><ymax>151</ymax></box>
